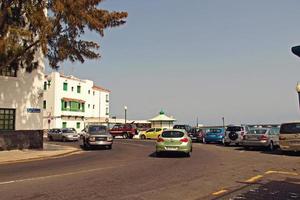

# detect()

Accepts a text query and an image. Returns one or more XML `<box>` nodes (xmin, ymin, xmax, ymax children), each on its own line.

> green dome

<box><xmin>159</xmin><ymin>110</ymin><xmax>165</xmax><ymax>115</ymax></box>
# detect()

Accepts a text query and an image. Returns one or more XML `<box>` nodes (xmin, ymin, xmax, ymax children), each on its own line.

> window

<box><xmin>0</xmin><ymin>67</ymin><xmax>17</xmax><ymax>77</ymax></box>
<box><xmin>77</xmin><ymin>85</ymin><xmax>81</xmax><ymax>93</ymax></box>
<box><xmin>93</xmin><ymin>91</ymin><xmax>95</xmax><ymax>96</ymax></box>
<box><xmin>0</xmin><ymin>109</ymin><xmax>15</xmax><ymax>131</ymax></box>
<box><xmin>93</xmin><ymin>105</ymin><xmax>95</xmax><ymax>109</ymax></box>
<box><xmin>44</xmin><ymin>82</ymin><xmax>47</xmax><ymax>90</ymax></box>
<box><xmin>106</xmin><ymin>107</ymin><xmax>109</xmax><ymax>115</ymax></box>
<box><xmin>71</xmin><ymin>87</ymin><xmax>74</xmax><ymax>92</ymax></box>
<box><xmin>77</xmin><ymin>122</ymin><xmax>80</xmax><ymax>129</ymax></box>
<box><xmin>43</xmin><ymin>100</ymin><xmax>47</xmax><ymax>109</ymax></box>
<box><xmin>88</xmin><ymin>90</ymin><xmax>90</xmax><ymax>94</ymax></box>
<box><xmin>106</xmin><ymin>94</ymin><xmax>109</xmax><ymax>102</ymax></box>
<box><xmin>62</xmin><ymin>122</ymin><xmax>67</xmax><ymax>128</ymax></box>
<box><xmin>88</xmin><ymin>104</ymin><xmax>90</xmax><ymax>108</ymax></box>
<box><xmin>63</xmin><ymin>82</ymin><xmax>68</xmax><ymax>91</ymax></box>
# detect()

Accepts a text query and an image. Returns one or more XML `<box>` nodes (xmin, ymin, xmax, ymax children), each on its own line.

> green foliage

<box><xmin>0</xmin><ymin>0</ymin><xmax>127</xmax><ymax>72</ymax></box>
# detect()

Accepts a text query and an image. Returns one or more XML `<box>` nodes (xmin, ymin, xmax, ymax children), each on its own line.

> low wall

<box><xmin>0</xmin><ymin>130</ymin><xmax>43</xmax><ymax>150</ymax></box>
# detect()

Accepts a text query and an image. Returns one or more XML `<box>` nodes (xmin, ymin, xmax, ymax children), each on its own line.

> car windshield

<box><xmin>280</xmin><ymin>123</ymin><xmax>300</xmax><ymax>134</ymax></box>
<box><xmin>226</xmin><ymin>126</ymin><xmax>242</xmax><ymax>132</ymax></box>
<box><xmin>62</xmin><ymin>129</ymin><xmax>74</xmax><ymax>133</ymax></box>
<box><xmin>173</xmin><ymin>125</ymin><xmax>186</xmax><ymax>129</ymax></box>
<box><xmin>88</xmin><ymin>126</ymin><xmax>107</xmax><ymax>135</ymax></box>
<box><xmin>162</xmin><ymin>131</ymin><xmax>184</xmax><ymax>138</ymax></box>
<box><xmin>249</xmin><ymin>129</ymin><xmax>267</xmax><ymax>134</ymax></box>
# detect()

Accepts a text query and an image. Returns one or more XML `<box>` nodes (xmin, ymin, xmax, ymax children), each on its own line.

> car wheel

<box><xmin>224</xmin><ymin>142</ymin><xmax>230</xmax><ymax>146</ymax></box>
<box><xmin>128</xmin><ymin>134</ymin><xmax>134</xmax><ymax>139</ymax></box>
<box><xmin>268</xmin><ymin>141</ymin><xmax>274</xmax><ymax>151</ymax></box>
<box><xmin>140</xmin><ymin>135</ymin><xmax>146</xmax><ymax>140</ymax></box>
<box><xmin>62</xmin><ymin>137</ymin><xmax>67</xmax><ymax>142</ymax></box>
<box><xmin>107</xmin><ymin>145</ymin><xmax>112</xmax><ymax>150</ymax></box>
<box><xmin>48</xmin><ymin>136</ymin><xmax>53</xmax><ymax>141</ymax></box>
<box><xmin>123</xmin><ymin>133</ymin><xmax>128</xmax><ymax>139</ymax></box>
<box><xmin>186</xmin><ymin>152</ymin><xmax>191</xmax><ymax>157</ymax></box>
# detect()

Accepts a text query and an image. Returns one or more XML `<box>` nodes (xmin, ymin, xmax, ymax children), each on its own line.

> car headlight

<box><xmin>107</xmin><ymin>136</ymin><xmax>113</xmax><ymax>141</ymax></box>
<box><xmin>89</xmin><ymin>137</ymin><xmax>96</xmax><ymax>142</ymax></box>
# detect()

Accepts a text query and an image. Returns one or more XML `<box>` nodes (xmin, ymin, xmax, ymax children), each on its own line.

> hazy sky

<box><xmin>47</xmin><ymin>0</ymin><xmax>300</xmax><ymax>125</ymax></box>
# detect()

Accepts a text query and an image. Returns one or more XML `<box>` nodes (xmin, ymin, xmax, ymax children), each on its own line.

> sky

<box><xmin>47</xmin><ymin>0</ymin><xmax>300</xmax><ymax>126</ymax></box>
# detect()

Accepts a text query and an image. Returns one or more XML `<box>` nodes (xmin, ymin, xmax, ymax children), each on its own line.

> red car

<box><xmin>109</xmin><ymin>124</ymin><xmax>138</xmax><ymax>139</ymax></box>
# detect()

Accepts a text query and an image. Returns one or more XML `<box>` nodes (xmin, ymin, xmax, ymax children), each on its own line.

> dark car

<box><xmin>79</xmin><ymin>125</ymin><xmax>113</xmax><ymax>150</ymax></box>
<box><xmin>109</xmin><ymin>123</ymin><xmax>138</xmax><ymax>139</ymax></box>
<box><xmin>189</xmin><ymin>127</ymin><xmax>205</xmax><ymax>142</ymax></box>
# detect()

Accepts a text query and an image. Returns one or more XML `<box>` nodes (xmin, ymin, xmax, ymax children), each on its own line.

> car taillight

<box><xmin>180</xmin><ymin>138</ymin><xmax>189</xmax><ymax>143</ymax></box>
<box><xmin>157</xmin><ymin>137</ymin><xmax>164</xmax><ymax>142</ymax></box>
<box><xmin>260</xmin><ymin>135</ymin><xmax>268</xmax><ymax>140</ymax></box>
<box><xmin>279</xmin><ymin>136</ymin><xmax>286</xmax><ymax>140</ymax></box>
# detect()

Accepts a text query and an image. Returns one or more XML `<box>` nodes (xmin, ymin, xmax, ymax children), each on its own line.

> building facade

<box><xmin>0</xmin><ymin>65</ymin><xmax>45</xmax><ymax>131</ymax></box>
<box><xmin>43</xmin><ymin>72</ymin><xmax>110</xmax><ymax>132</ymax></box>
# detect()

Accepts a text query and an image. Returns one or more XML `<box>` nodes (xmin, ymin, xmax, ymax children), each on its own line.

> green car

<box><xmin>156</xmin><ymin>129</ymin><xmax>192</xmax><ymax>157</ymax></box>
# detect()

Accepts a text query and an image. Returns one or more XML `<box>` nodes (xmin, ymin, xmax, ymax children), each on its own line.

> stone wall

<box><xmin>0</xmin><ymin>130</ymin><xmax>43</xmax><ymax>150</ymax></box>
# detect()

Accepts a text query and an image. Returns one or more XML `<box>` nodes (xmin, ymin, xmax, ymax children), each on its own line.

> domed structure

<box><xmin>148</xmin><ymin>110</ymin><xmax>176</xmax><ymax>129</ymax></box>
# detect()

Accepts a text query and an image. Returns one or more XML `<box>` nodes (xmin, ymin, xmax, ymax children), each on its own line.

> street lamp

<box><xmin>296</xmin><ymin>83</ymin><xmax>300</xmax><ymax>109</ymax></box>
<box><xmin>124</xmin><ymin>106</ymin><xmax>127</xmax><ymax>124</ymax></box>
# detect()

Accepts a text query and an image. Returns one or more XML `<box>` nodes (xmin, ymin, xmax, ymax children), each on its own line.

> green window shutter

<box><xmin>76</xmin><ymin>122</ymin><xmax>80</xmax><ymax>129</ymax></box>
<box><xmin>63</xmin><ymin>82</ymin><xmax>68</xmax><ymax>91</ymax></box>
<box><xmin>82</xmin><ymin>103</ymin><xmax>85</xmax><ymax>112</ymax></box>
<box><xmin>61</xmin><ymin>100</ymin><xmax>64</xmax><ymax>110</ymax></box>
<box><xmin>43</xmin><ymin>100</ymin><xmax>47</xmax><ymax>109</ymax></box>
<box><xmin>77</xmin><ymin>85</ymin><xmax>81</xmax><ymax>93</ymax></box>
<box><xmin>44</xmin><ymin>82</ymin><xmax>47</xmax><ymax>90</ymax></box>
<box><xmin>62</xmin><ymin>122</ymin><xmax>67</xmax><ymax>128</ymax></box>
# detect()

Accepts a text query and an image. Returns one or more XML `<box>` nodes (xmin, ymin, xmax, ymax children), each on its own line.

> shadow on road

<box><xmin>214</xmin><ymin>177</ymin><xmax>300</xmax><ymax>200</ymax></box>
<box><xmin>149</xmin><ymin>152</ymin><xmax>189</xmax><ymax>158</ymax></box>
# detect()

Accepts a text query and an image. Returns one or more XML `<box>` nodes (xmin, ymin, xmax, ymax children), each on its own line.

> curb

<box><xmin>0</xmin><ymin>149</ymin><xmax>82</xmax><ymax>165</ymax></box>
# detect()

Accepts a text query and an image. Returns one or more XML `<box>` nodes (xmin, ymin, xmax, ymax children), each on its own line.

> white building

<box><xmin>148</xmin><ymin>111</ymin><xmax>176</xmax><ymax>129</ymax></box>
<box><xmin>43</xmin><ymin>72</ymin><xmax>110</xmax><ymax>132</ymax></box>
<box><xmin>0</xmin><ymin>64</ymin><xmax>45</xmax><ymax>131</ymax></box>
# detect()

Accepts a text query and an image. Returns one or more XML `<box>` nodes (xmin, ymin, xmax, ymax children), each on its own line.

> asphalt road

<box><xmin>0</xmin><ymin>140</ymin><xmax>299</xmax><ymax>200</ymax></box>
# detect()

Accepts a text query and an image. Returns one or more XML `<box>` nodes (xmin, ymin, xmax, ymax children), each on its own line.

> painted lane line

<box><xmin>212</xmin><ymin>189</ymin><xmax>228</xmax><ymax>196</ymax></box>
<box><xmin>0</xmin><ymin>164</ymin><xmax>125</xmax><ymax>186</ymax></box>
<box><xmin>244</xmin><ymin>175</ymin><xmax>263</xmax><ymax>183</ymax></box>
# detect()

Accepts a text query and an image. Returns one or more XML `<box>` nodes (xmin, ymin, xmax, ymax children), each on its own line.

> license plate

<box><xmin>165</xmin><ymin>147</ymin><xmax>178</xmax><ymax>151</ymax></box>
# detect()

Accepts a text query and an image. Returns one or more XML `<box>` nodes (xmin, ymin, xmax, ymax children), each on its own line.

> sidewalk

<box><xmin>0</xmin><ymin>143</ymin><xmax>81</xmax><ymax>165</ymax></box>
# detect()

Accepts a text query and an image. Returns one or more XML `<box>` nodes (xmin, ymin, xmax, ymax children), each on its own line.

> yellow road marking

<box><xmin>265</xmin><ymin>170</ymin><xmax>299</xmax><ymax>176</ymax></box>
<box><xmin>212</xmin><ymin>189</ymin><xmax>228</xmax><ymax>196</ymax></box>
<box><xmin>244</xmin><ymin>175</ymin><xmax>263</xmax><ymax>183</ymax></box>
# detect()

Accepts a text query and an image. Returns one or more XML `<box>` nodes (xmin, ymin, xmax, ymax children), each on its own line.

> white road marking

<box><xmin>0</xmin><ymin>165</ymin><xmax>125</xmax><ymax>186</ymax></box>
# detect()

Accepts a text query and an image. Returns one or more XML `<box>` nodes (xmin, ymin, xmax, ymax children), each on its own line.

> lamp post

<box><xmin>296</xmin><ymin>83</ymin><xmax>300</xmax><ymax>110</ymax></box>
<box><xmin>222</xmin><ymin>117</ymin><xmax>225</xmax><ymax>130</ymax></box>
<box><xmin>124</xmin><ymin>106</ymin><xmax>127</xmax><ymax>124</ymax></box>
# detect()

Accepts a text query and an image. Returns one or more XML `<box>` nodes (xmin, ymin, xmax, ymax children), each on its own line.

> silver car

<box><xmin>79</xmin><ymin>125</ymin><xmax>113</xmax><ymax>150</ymax></box>
<box><xmin>48</xmin><ymin>128</ymin><xmax>78</xmax><ymax>142</ymax></box>
<box><xmin>241</xmin><ymin>127</ymin><xmax>279</xmax><ymax>151</ymax></box>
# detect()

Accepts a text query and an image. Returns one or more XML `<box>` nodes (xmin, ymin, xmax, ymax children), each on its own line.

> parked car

<box><xmin>189</xmin><ymin>127</ymin><xmax>205</xmax><ymax>142</ymax></box>
<box><xmin>79</xmin><ymin>125</ymin><xmax>113</xmax><ymax>150</ymax></box>
<box><xmin>224</xmin><ymin>125</ymin><xmax>249</xmax><ymax>146</ymax></box>
<box><xmin>109</xmin><ymin>123</ymin><xmax>138</xmax><ymax>139</ymax></box>
<box><xmin>279</xmin><ymin>122</ymin><xmax>300</xmax><ymax>152</ymax></box>
<box><xmin>241</xmin><ymin>127</ymin><xmax>280</xmax><ymax>151</ymax></box>
<box><xmin>173</xmin><ymin>124</ymin><xmax>192</xmax><ymax>133</ymax></box>
<box><xmin>156</xmin><ymin>129</ymin><xmax>192</xmax><ymax>157</ymax></box>
<box><xmin>48</xmin><ymin>128</ymin><xmax>78</xmax><ymax>142</ymax></box>
<box><xmin>140</xmin><ymin>128</ymin><xmax>165</xmax><ymax>139</ymax></box>
<box><xmin>203</xmin><ymin>128</ymin><xmax>224</xmax><ymax>144</ymax></box>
